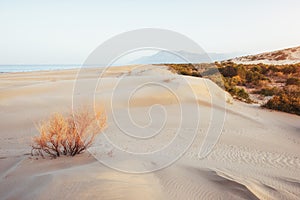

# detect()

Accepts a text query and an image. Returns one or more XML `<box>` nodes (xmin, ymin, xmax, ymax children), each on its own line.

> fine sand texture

<box><xmin>0</xmin><ymin>65</ymin><xmax>299</xmax><ymax>200</ymax></box>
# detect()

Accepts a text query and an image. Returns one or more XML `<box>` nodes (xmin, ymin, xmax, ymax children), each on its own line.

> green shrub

<box><xmin>245</xmin><ymin>71</ymin><xmax>268</xmax><ymax>86</ymax></box>
<box><xmin>236</xmin><ymin>65</ymin><xmax>247</xmax><ymax>80</ymax></box>
<box><xmin>286</xmin><ymin>77</ymin><xmax>300</xmax><ymax>86</ymax></box>
<box><xmin>253</xmin><ymin>87</ymin><xmax>280</xmax><ymax>96</ymax></box>
<box><xmin>229</xmin><ymin>87</ymin><xmax>251</xmax><ymax>103</ymax></box>
<box><xmin>219</xmin><ymin>65</ymin><xmax>237</xmax><ymax>77</ymax></box>
<box><xmin>263</xmin><ymin>91</ymin><xmax>300</xmax><ymax>115</ymax></box>
<box><xmin>282</xmin><ymin>65</ymin><xmax>297</xmax><ymax>74</ymax></box>
<box><xmin>167</xmin><ymin>64</ymin><xmax>201</xmax><ymax>77</ymax></box>
<box><xmin>223</xmin><ymin>78</ymin><xmax>251</xmax><ymax>103</ymax></box>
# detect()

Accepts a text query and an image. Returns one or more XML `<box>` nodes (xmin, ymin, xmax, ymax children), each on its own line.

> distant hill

<box><xmin>129</xmin><ymin>50</ymin><xmax>245</xmax><ymax>64</ymax></box>
<box><xmin>128</xmin><ymin>46</ymin><xmax>300</xmax><ymax>65</ymax></box>
<box><xmin>229</xmin><ymin>46</ymin><xmax>300</xmax><ymax>65</ymax></box>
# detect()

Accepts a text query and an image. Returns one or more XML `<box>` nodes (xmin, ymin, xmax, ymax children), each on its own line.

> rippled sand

<box><xmin>0</xmin><ymin>65</ymin><xmax>299</xmax><ymax>199</ymax></box>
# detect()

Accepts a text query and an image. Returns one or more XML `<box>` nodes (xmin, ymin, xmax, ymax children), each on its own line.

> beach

<box><xmin>0</xmin><ymin>65</ymin><xmax>299</xmax><ymax>200</ymax></box>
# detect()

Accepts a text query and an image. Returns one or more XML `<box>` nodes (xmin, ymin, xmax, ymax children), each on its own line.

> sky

<box><xmin>0</xmin><ymin>0</ymin><xmax>300</xmax><ymax>64</ymax></box>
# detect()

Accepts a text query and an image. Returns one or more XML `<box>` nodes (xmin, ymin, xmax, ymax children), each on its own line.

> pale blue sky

<box><xmin>1</xmin><ymin>0</ymin><xmax>300</xmax><ymax>64</ymax></box>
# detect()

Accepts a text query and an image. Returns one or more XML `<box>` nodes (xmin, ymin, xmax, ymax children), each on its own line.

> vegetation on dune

<box><xmin>286</xmin><ymin>77</ymin><xmax>300</xmax><ymax>86</ymax></box>
<box><xmin>253</xmin><ymin>87</ymin><xmax>280</xmax><ymax>96</ymax></box>
<box><xmin>31</xmin><ymin>108</ymin><xmax>106</xmax><ymax>158</ymax></box>
<box><xmin>167</xmin><ymin>63</ymin><xmax>201</xmax><ymax>77</ymax></box>
<box><xmin>165</xmin><ymin>62</ymin><xmax>300</xmax><ymax>115</ymax></box>
<box><xmin>262</xmin><ymin>89</ymin><xmax>300</xmax><ymax>115</ymax></box>
<box><xmin>223</xmin><ymin>81</ymin><xmax>251</xmax><ymax>103</ymax></box>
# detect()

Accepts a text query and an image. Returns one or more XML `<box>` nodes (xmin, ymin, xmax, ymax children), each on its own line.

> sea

<box><xmin>0</xmin><ymin>65</ymin><xmax>86</xmax><ymax>73</ymax></box>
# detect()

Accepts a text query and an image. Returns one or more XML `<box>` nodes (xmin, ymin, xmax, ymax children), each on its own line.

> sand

<box><xmin>0</xmin><ymin>65</ymin><xmax>299</xmax><ymax>200</ymax></box>
<box><xmin>229</xmin><ymin>46</ymin><xmax>300</xmax><ymax>65</ymax></box>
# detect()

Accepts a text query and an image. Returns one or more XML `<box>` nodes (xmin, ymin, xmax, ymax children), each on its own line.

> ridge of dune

<box><xmin>229</xmin><ymin>46</ymin><xmax>300</xmax><ymax>65</ymax></box>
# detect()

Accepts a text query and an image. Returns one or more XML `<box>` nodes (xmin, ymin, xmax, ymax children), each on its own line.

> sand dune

<box><xmin>229</xmin><ymin>46</ymin><xmax>300</xmax><ymax>65</ymax></box>
<box><xmin>0</xmin><ymin>65</ymin><xmax>299</xmax><ymax>199</ymax></box>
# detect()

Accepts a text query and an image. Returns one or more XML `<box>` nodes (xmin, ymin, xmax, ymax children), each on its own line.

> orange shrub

<box><xmin>31</xmin><ymin>108</ymin><xmax>106</xmax><ymax>158</ymax></box>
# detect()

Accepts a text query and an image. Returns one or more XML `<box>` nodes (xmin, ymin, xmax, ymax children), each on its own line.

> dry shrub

<box><xmin>31</xmin><ymin>108</ymin><xmax>106</xmax><ymax>158</ymax></box>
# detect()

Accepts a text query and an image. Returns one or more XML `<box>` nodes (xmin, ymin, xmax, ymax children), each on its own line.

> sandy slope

<box><xmin>0</xmin><ymin>65</ymin><xmax>299</xmax><ymax>200</ymax></box>
<box><xmin>229</xmin><ymin>46</ymin><xmax>300</xmax><ymax>65</ymax></box>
